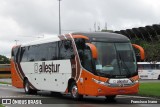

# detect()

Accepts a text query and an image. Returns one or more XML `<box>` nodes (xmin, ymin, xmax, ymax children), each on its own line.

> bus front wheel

<box><xmin>158</xmin><ymin>75</ymin><xmax>160</xmax><ymax>80</ymax></box>
<box><xmin>70</xmin><ymin>82</ymin><xmax>83</xmax><ymax>100</ymax></box>
<box><xmin>24</xmin><ymin>79</ymin><xmax>37</xmax><ymax>94</ymax></box>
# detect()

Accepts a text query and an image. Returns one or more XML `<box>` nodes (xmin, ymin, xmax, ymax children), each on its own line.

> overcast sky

<box><xmin>0</xmin><ymin>0</ymin><xmax>160</xmax><ymax>58</ymax></box>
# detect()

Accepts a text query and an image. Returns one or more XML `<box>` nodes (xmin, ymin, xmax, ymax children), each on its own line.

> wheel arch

<box><xmin>68</xmin><ymin>78</ymin><xmax>76</xmax><ymax>92</ymax></box>
<box><xmin>23</xmin><ymin>77</ymin><xmax>28</xmax><ymax>86</ymax></box>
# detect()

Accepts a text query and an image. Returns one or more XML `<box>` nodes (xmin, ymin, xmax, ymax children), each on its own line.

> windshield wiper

<box><xmin>117</xmin><ymin>52</ymin><xmax>131</xmax><ymax>76</ymax></box>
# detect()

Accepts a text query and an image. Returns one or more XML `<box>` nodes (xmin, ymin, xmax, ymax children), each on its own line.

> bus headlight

<box><xmin>92</xmin><ymin>78</ymin><xmax>110</xmax><ymax>86</ymax></box>
<box><xmin>134</xmin><ymin>80</ymin><xmax>139</xmax><ymax>83</ymax></box>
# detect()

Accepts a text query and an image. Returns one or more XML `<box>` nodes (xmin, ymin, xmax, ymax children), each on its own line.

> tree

<box><xmin>0</xmin><ymin>55</ymin><xmax>10</xmax><ymax>64</ymax></box>
<box><xmin>101</xmin><ymin>29</ymin><xmax>113</xmax><ymax>33</ymax></box>
<box><xmin>131</xmin><ymin>38</ymin><xmax>160</xmax><ymax>62</ymax></box>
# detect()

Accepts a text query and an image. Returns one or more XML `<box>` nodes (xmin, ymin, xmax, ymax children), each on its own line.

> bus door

<box><xmin>75</xmin><ymin>38</ymin><xmax>97</xmax><ymax>95</ymax></box>
<box><xmin>82</xmin><ymin>43</ymin><xmax>98</xmax><ymax>96</ymax></box>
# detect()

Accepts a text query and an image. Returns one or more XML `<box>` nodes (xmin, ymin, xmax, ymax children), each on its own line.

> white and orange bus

<box><xmin>11</xmin><ymin>32</ymin><xmax>144</xmax><ymax>100</ymax></box>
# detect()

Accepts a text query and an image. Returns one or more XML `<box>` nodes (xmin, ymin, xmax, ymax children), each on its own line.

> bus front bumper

<box><xmin>92</xmin><ymin>78</ymin><xmax>139</xmax><ymax>96</ymax></box>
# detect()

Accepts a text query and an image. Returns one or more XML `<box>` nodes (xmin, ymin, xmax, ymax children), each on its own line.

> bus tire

<box><xmin>70</xmin><ymin>82</ymin><xmax>83</xmax><ymax>100</ymax></box>
<box><xmin>24</xmin><ymin>79</ymin><xmax>37</xmax><ymax>94</ymax></box>
<box><xmin>158</xmin><ymin>75</ymin><xmax>160</xmax><ymax>80</ymax></box>
<box><xmin>105</xmin><ymin>95</ymin><xmax>116</xmax><ymax>101</ymax></box>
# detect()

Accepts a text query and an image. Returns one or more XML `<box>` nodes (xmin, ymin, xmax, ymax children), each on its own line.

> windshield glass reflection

<box><xmin>92</xmin><ymin>42</ymin><xmax>137</xmax><ymax>77</ymax></box>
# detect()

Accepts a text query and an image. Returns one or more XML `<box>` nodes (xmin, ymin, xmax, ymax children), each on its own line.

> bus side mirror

<box><xmin>86</xmin><ymin>43</ymin><xmax>98</xmax><ymax>59</ymax></box>
<box><xmin>132</xmin><ymin>44</ymin><xmax>145</xmax><ymax>61</ymax></box>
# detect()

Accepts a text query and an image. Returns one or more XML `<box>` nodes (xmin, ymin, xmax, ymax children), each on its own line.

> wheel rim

<box><xmin>71</xmin><ymin>85</ymin><xmax>78</xmax><ymax>98</ymax></box>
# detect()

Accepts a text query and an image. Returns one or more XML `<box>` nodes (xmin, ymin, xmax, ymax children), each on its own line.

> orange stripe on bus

<box><xmin>77</xmin><ymin>69</ymin><xmax>139</xmax><ymax>96</ymax></box>
<box><xmin>72</xmin><ymin>35</ymin><xmax>89</xmax><ymax>40</ymax></box>
<box><xmin>132</xmin><ymin>44</ymin><xmax>145</xmax><ymax>60</ymax></box>
<box><xmin>86</xmin><ymin>43</ymin><xmax>98</xmax><ymax>59</ymax></box>
<box><xmin>11</xmin><ymin>60</ymin><xmax>23</xmax><ymax>88</ymax></box>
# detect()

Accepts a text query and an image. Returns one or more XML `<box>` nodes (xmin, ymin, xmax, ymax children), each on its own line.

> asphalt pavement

<box><xmin>0</xmin><ymin>85</ymin><xmax>160</xmax><ymax>107</ymax></box>
<box><xmin>0</xmin><ymin>78</ymin><xmax>11</xmax><ymax>83</ymax></box>
<box><xmin>0</xmin><ymin>78</ymin><xmax>160</xmax><ymax>84</ymax></box>
<box><xmin>0</xmin><ymin>78</ymin><xmax>160</xmax><ymax>107</ymax></box>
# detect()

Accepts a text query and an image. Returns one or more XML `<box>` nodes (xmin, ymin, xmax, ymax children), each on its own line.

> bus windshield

<box><xmin>92</xmin><ymin>42</ymin><xmax>137</xmax><ymax>78</ymax></box>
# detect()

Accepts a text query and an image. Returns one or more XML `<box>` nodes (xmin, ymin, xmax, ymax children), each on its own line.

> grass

<box><xmin>139</xmin><ymin>82</ymin><xmax>160</xmax><ymax>98</ymax></box>
<box><xmin>0</xmin><ymin>104</ymin><xmax>4</xmax><ymax>107</ymax></box>
<box><xmin>0</xmin><ymin>81</ymin><xmax>11</xmax><ymax>85</ymax></box>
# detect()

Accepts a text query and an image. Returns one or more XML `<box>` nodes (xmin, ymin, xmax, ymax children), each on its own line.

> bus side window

<box><xmin>75</xmin><ymin>38</ymin><xmax>94</xmax><ymax>72</ymax></box>
<box><xmin>157</xmin><ymin>64</ymin><xmax>160</xmax><ymax>69</ymax></box>
<box><xmin>38</xmin><ymin>44</ymin><xmax>48</xmax><ymax>61</ymax></box>
<box><xmin>12</xmin><ymin>47</ymin><xmax>20</xmax><ymax>62</ymax></box>
<box><xmin>59</xmin><ymin>40</ymin><xmax>74</xmax><ymax>59</ymax></box>
<box><xmin>138</xmin><ymin>64</ymin><xmax>143</xmax><ymax>70</ymax></box>
<box><xmin>33</xmin><ymin>42</ymin><xmax>58</xmax><ymax>61</ymax></box>
<box><xmin>75</xmin><ymin>38</ymin><xmax>86</xmax><ymax>61</ymax></box>
<box><xmin>12</xmin><ymin>48</ymin><xmax>17</xmax><ymax>62</ymax></box>
<box><xmin>151</xmin><ymin>64</ymin><xmax>155</xmax><ymax>70</ymax></box>
<box><xmin>48</xmin><ymin>42</ymin><xmax>57</xmax><ymax>60</ymax></box>
<box><xmin>34</xmin><ymin>45</ymin><xmax>40</xmax><ymax>61</ymax></box>
<box><xmin>154</xmin><ymin>64</ymin><xmax>160</xmax><ymax>70</ymax></box>
<box><xmin>21</xmin><ymin>47</ymin><xmax>28</xmax><ymax>62</ymax></box>
<box><xmin>143</xmin><ymin>64</ymin><xmax>151</xmax><ymax>70</ymax></box>
<box><xmin>82</xmin><ymin>46</ymin><xmax>94</xmax><ymax>72</ymax></box>
<box><xmin>16</xmin><ymin>47</ymin><xmax>21</xmax><ymax>62</ymax></box>
<box><xmin>28</xmin><ymin>46</ymin><xmax>36</xmax><ymax>62</ymax></box>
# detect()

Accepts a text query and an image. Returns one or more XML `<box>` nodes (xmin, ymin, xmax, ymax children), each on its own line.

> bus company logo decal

<box><xmin>34</xmin><ymin>62</ymin><xmax>60</xmax><ymax>73</ymax></box>
<box><xmin>117</xmin><ymin>80</ymin><xmax>129</xmax><ymax>84</ymax></box>
<box><xmin>34</xmin><ymin>63</ymin><xmax>39</xmax><ymax>73</ymax></box>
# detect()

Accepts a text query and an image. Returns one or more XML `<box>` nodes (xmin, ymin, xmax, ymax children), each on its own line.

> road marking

<box><xmin>117</xmin><ymin>95</ymin><xmax>160</xmax><ymax>100</ymax></box>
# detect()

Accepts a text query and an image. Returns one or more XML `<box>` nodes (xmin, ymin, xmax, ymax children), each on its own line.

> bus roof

<box><xmin>72</xmin><ymin>32</ymin><xmax>130</xmax><ymax>42</ymax></box>
<box><xmin>21</xmin><ymin>32</ymin><xmax>130</xmax><ymax>47</ymax></box>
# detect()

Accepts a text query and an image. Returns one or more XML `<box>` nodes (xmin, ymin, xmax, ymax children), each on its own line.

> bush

<box><xmin>0</xmin><ymin>55</ymin><xmax>10</xmax><ymax>64</ymax></box>
<box><xmin>131</xmin><ymin>38</ymin><xmax>160</xmax><ymax>62</ymax></box>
